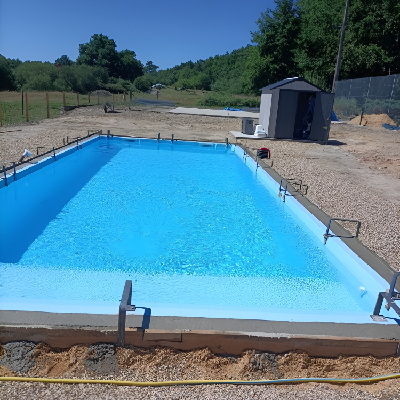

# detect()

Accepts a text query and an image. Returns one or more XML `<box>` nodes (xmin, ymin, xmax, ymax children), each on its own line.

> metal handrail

<box><xmin>286</xmin><ymin>178</ymin><xmax>308</xmax><ymax>195</ymax></box>
<box><xmin>278</xmin><ymin>179</ymin><xmax>289</xmax><ymax>202</ymax></box>
<box><xmin>371</xmin><ymin>272</ymin><xmax>400</xmax><ymax>321</ymax></box>
<box><xmin>323</xmin><ymin>217</ymin><xmax>361</xmax><ymax>244</ymax></box>
<box><xmin>0</xmin><ymin>130</ymin><xmax>102</xmax><ymax>185</ymax></box>
<box><xmin>117</xmin><ymin>280</ymin><xmax>136</xmax><ymax>347</ymax></box>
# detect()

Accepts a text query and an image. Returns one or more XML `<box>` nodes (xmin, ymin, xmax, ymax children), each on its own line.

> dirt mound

<box><xmin>3</xmin><ymin>342</ymin><xmax>400</xmax><ymax>383</ymax></box>
<box><xmin>349</xmin><ymin>113</ymin><xmax>396</xmax><ymax>128</ymax></box>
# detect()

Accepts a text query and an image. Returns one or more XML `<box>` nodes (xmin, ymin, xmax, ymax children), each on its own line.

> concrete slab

<box><xmin>2</xmin><ymin>311</ymin><xmax>400</xmax><ymax>340</ymax></box>
<box><xmin>169</xmin><ymin>107</ymin><xmax>259</xmax><ymax>119</ymax></box>
<box><xmin>1</xmin><ymin>315</ymin><xmax>400</xmax><ymax>357</ymax></box>
<box><xmin>230</xmin><ymin>131</ymin><xmax>266</xmax><ymax>139</ymax></box>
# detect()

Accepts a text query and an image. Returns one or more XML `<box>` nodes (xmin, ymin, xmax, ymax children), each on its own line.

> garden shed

<box><xmin>259</xmin><ymin>77</ymin><xmax>335</xmax><ymax>141</ymax></box>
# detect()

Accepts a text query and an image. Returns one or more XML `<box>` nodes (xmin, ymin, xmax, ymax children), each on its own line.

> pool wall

<box><xmin>0</xmin><ymin>135</ymin><xmax>101</xmax><ymax>189</ymax></box>
<box><xmin>0</xmin><ymin>135</ymin><xmax>396</xmax><ymax>323</ymax></box>
<box><xmin>233</xmin><ymin>145</ymin><xmax>392</xmax><ymax>297</ymax></box>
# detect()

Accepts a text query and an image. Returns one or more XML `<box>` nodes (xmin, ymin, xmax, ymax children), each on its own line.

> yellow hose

<box><xmin>1</xmin><ymin>374</ymin><xmax>400</xmax><ymax>386</ymax></box>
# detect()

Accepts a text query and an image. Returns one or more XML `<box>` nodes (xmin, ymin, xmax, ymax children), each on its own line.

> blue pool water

<box><xmin>0</xmin><ymin>137</ymin><xmax>395</xmax><ymax>322</ymax></box>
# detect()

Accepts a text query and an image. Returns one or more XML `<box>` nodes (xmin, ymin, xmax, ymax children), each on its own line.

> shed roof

<box><xmin>260</xmin><ymin>77</ymin><xmax>323</xmax><ymax>91</ymax></box>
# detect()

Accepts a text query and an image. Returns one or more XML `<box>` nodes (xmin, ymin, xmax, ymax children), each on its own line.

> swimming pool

<box><xmin>0</xmin><ymin>136</ymin><xmax>396</xmax><ymax>323</ymax></box>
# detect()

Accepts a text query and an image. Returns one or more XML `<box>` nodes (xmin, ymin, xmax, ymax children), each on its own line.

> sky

<box><xmin>0</xmin><ymin>0</ymin><xmax>275</xmax><ymax>70</ymax></box>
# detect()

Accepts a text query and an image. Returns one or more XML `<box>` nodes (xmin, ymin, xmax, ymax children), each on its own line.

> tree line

<box><xmin>0</xmin><ymin>34</ymin><xmax>154</xmax><ymax>93</ymax></box>
<box><xmin>152</xmin><ymin>0</ymin><xmax>400</xmax><ymax>94</ymax></box>
<box><xmin>1</xmin><ymin>0</ymin><xmax>399</xmax><ymax>95</ymax></box>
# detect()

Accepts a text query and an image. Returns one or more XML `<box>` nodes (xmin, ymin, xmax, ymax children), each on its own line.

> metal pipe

<box><xmin>225</xmin><ymin>138</ymin><xmax>228</xmax><ymax>148</ymax></box>
<box><xmin>332</xmin><ymin>0</ymin><xmax>349</xmax><ymax>93</ymax></box>
<box><xmin>171</xmin><ymin>134</ymin><xmax>174</xmax><ymax>143</ymax></box>
<box><xmin>13</xmin><ymin>162</ymin><xmax>16</xmax><ymax>181</ymax></box>
<box><xmin>53</xmin><ymin>147</ymin><xmax>56</xmax><ymax>161</ymax></box>
<box><xmin>157</xmin><ymin>133</ymin><xmax>160</xmax><ymax>143</ymax></box>
<box><xmin>107</xmin><ymin>130</ymin><xmax>110</xmax><ymax>139</ymax></box>
<box><xmin>2</xmin><ymin>166</ymin><xmax>7</xmax><ymax>186</ymax></box>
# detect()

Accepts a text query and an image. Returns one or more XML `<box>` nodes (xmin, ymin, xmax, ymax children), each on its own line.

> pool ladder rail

<box><xmin>323</xmin><ymin>217</ymin><xmax>361</xmax><ymax>244</ymax></box>
<box><xmin>118</xmin><ymin>280</ymin><xmax>136</xmax><ymax>347</ymax></box>
<box><xmin>278</xmin><ymin>178</ymin><xmax>309</xmax><ymax>202</ymax></box>
<box><xmin>371</xmin><ymin>272</ymin><xmax>400</xmax><ymax>322</ymax></box>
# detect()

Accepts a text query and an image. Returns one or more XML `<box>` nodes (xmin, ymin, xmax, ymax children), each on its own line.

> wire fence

<box><xmin>333</xmin><ymin>74</ymin><xmax>400</xmax><ymax>124</ymax></box>
<box><xmin>0</xmin><ymin>91</ymin><xmax>130</xmax><ymax>126</ymax></box>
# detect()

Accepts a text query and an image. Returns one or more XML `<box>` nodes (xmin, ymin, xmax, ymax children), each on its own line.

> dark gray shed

<box><xmin>259</xmin><ymin>77</ymin><xmax>335</xmax><ymax>141</ymax></box>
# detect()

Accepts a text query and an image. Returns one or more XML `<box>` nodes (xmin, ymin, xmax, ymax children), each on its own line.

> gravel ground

<box><xmin>1</xmin><ymin>381</ymin><xmax>394</xmax><ymax>400</ymax></box>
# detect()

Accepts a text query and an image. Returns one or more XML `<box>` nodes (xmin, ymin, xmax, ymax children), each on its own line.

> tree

<box><xmin>247</xmin><ymin>0</ymin><xmax>301</xmax><ymax>92</ymax></box>
<box><xmin>144</xmin><ymin>61</ymin><xmax>159</xmax><ymax>75</ymax></box>
<box><xmin>55</xmin><ymin>55</ymin><xmax>74</xmax><ymax>66</ymax></box>
<box><xmin>118</xmin><ymin>50</ymin><xmax>143</xmax><ymax>81</ymax></box>
<box><xmin>76</xmin><ymin>34</ymin><xmax>120</xmax><ymax>77</ymax></box>
<box><xmin>0</xmin><ymin>55</ymin><xmax>15</xmax><ymax>90</ymax></box>
<box><xmin>296</xmin><ymin>0</ymin><xmax>400</xmax><ymax>88</ymax></box>
<box><xmin>13</xmin><ymin>61</ymin><xmax>58</xmax><ymax>91</ymax></box>
<box><xmin>133</xmin><ymin>75</ymin><xmax>154</xmax><ymax>92</ymax></box>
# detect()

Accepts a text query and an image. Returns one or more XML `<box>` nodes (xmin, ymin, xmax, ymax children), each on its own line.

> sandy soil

<box><xmin>349</xmin><ymin>113</ymin><xmax>397</xmax><ymax>128</ymax></box>
<box><xmin>2</xmin><ymin>343</ymin><xmax>400</xmax><ymax>399</ymax></box>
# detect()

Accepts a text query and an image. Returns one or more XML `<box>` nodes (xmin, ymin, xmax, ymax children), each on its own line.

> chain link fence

<box><xmin>333</xmin><ymin>74</ymin><xmax>400</xmax><ymax>124</ymax></box>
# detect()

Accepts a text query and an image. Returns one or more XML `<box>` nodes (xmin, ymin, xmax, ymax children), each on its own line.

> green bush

<box><xmin>197</xmin><ymin>93</ymin><xmax>260</xmax><ymax>108</ymax></box>
<box><xmin>133</xmin><ymin>75</ymin><xmax>154</xmax><ymax>92</ymax></box>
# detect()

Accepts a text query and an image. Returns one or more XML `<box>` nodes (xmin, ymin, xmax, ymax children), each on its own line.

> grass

<box><xmin>131</xmin><ymin>88</ymin><xmax>260</xmax><ymax>109</ymax></box>
<box><xmin>0</xmin><ymin>91</ymin><xmax>127</xmax><ymax>126</ymax></box>
<box><xmin>0</xmin><ymin>89</ymin><xmax>260</xmax><ymax>126</ymax></box>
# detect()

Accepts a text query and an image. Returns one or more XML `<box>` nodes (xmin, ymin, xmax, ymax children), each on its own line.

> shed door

<box><xmin>309</xmin><ymin>92</ymin><xmax>335</xmax><ymax>141</ymax></box>
<box><xmin>275</xmin><ymin>90</ymin><xmax>298</xmax><ymax>139</ymax></box>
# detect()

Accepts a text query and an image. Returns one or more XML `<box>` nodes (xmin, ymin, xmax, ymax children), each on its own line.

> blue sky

<box><xmin>0</xmin><ymin>0</ymin><xmax>275</xmax><ymax>70</ymax></box>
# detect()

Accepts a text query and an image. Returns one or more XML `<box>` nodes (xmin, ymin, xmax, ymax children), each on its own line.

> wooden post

<box><xmin>21</xmin><ymin>90</ymin><xmax>24</xmax><ymax>115</ymax></box>
<box><xmin>113</xmin><ymin>93</ymin><xmax>114</xmax><ymax>102</ymax></box>
<box><xmin>0</xmin><ymin>102</ymin><xmax>2</xmax><ymax>127</ymax></box>
<box><xmin>63</xmin><ymin>92</ymin><xmax>66</xmax><ymax>107</ymax></box>
<box><xmin>77</xmin><ymin>93</ymin><xmax>79</xmax><ymax>106</ymax></box>
<box><xmin>88</xmin><ymin>92</ymin><xmax>91</xmax><ymax>104</ymax></box>
<box><xmin>157</xmin><ymin>90</ymin><xmax>159</xmax><ymax>100</ymax></box>
<box><xmin>25</xmin><ymin>92</ymin><xmax>29</xmax><ymax>122</ymax></box>
<box><xmin>97</xmin><ymin>93</ymin><xmax>99</xmax><ymax>105</ymax></box>
<box><xmin>46</xmin><ymin>93</ymin><xmax>50</xmax><ymax>118</ymax></box>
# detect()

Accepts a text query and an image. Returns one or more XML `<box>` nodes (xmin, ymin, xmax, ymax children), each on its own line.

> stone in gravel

<box><xmin>84</xmin><ymin>343</ymin><xmax>119</xmax><ymax>374</ymax></box>
<box><xmin>249</xmin><ymin>351</ymin><xmax>282</xmax><ymax>379</ymax></box>
<box><xmin>0</xmin><ymin>341</ymin><xmax>36</xmax><ymax>373</ymax></box>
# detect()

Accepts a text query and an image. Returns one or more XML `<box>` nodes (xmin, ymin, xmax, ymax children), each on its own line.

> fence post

<box><xmin>46</xmin><ymin>93</ymin><xmax>50</xmax><ymax>118</ymax></box>
<box><xmin>88</xmin><ymin>92</ymin><xmax>91</xmax><ymax>105</ymax></box>
<box><xmin>388</xmin><ymin>75</ymin><xmax>398</xmax><ymax>117</ymax></box>
<box><xmin>0</xmin><ymin>102</ymin><xmax>2</xmax><ymax>127</ymax></box>
<box><xmin>63</xmin><ymin>92</ymin><xmax>66</xmax><ymax>107</ymax></box>
<box><xmin>97</xmin><ymin>93</ymin><xmax>99</xmax><ymax>105</ymax></box>
<box><xmin>25</xmin><ymin>92</ymin><xmax>29</xmax><ymax>122</ymax></box>
<box><xmin>21</xmin><ymin>90</ymin><xmax>24</xmax><ymax>115</ymax></box>
<box><xmin>77</xmin><ymin>93</ymin><xmax>79</xmax><ymax>106</ymax></box>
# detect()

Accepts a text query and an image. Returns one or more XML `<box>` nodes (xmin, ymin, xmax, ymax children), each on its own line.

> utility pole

<box><xmin>332</xmin><ymin>0</ymin><xmax>349</xmax><ymax>93</ymax></box>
